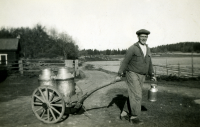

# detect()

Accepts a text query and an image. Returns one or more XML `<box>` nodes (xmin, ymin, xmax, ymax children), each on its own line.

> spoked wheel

<box><xmin>31</xmin><ymin>86</ymin><xmax>65</xmax><ymax>124</ymax></box>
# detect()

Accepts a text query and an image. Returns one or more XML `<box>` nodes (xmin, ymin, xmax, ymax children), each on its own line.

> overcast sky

<box><xmin>0</xmin><ymin>0</ymin><xmax>200</xmax><ymax>50</ymax></box>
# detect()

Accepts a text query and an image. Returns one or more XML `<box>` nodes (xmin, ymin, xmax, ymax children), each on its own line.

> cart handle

<box><xmin>74</xmin><ymin>79</ymin><xmax>121</xmax><ymax>109</ymax></box>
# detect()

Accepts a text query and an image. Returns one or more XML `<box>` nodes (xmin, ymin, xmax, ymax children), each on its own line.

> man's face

<box><xmin>138</xmin><ymin>34</ymin><xmax>148</xmax><ymax>44</ymax></box>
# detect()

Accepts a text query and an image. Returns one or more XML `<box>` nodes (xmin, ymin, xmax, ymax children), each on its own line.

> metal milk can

<box><xmin>56</xmin><ymin>67</ymin><xmax>75</xmax><ymax>98</ymax></box>
<box><xmin>148</xmin><ymin>84</ymin><xmax>158</xmax><ymax>102</ymax></box>
<box><xmin>38</xmin><ymin>68</ymin><xmax>55</xmax><ymax>86</ymax></box>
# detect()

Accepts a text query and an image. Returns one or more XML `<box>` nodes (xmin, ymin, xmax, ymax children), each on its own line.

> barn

<box><xmin>0</xmin><ymin>38</ymin><xmax>21</xmax><ymax>65</ymax></box>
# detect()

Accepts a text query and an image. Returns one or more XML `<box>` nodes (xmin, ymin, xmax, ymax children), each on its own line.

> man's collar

<box><xmin>137</xmin><ymin>41</ymin><xmax>147</xmax><ymax>46</ymax></box>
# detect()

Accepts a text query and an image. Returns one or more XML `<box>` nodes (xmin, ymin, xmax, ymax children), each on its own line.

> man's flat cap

<box><xmin>136</xmin><ymin>29</ymin><xmax>150</xmax><ymax>35</ymax></box>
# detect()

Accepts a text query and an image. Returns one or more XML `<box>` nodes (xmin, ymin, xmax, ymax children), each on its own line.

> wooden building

<box><xmin>0</xmin><ymin>38</ymin><xmax>21</xmax><ymax>65</ymax></box>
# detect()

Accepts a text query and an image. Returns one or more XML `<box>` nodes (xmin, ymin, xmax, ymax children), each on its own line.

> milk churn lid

<box><xmin>40</xmin><ymin>68</ymin><xmax>52</xmax><ymax>75</ymax></box>
<box><xmin>41</xmin><ymin>68</ymin><xmax>52</xmax><ymax>72</ymax></box>
<box><xmin>56</xmin><ymin>67</ymin><xmax>74</xmax><ymax>79</ymax></box>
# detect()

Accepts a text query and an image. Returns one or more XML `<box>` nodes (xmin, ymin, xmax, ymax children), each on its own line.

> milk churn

<box><xmin>56</xmin><ymin>67</ymin><xmax>75</xmax><ymax>98</ymax></box>
<box><xmin>38</xmin><ymin>68</ymin><xmax>55</xmax><ymax>86</ymax></box>
<box><xmin>148</xmin><ymin>83</ymin><xmax>158</xmax><ymax>102</ymax></box>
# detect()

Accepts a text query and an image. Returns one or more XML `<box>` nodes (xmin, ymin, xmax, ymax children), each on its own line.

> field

<box><xmin>152</xmin><ymin>57</ymin><xmax>200</xmax><ymax>67</ymax></box>
<box><xmin>86</xmin><ymin>56</ymin><xmax>200</xmax><ymax>77</ymax></box>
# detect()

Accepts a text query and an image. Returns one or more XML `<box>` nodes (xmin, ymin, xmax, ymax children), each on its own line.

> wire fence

<box><xmin>153</xmin><ymin>63</ymin><xmax>200</xmax><ymax>77</ymax></box>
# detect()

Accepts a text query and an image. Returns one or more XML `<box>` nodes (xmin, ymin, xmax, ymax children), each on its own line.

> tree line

<box><xmin>79</xmin><ymin>49</ymin><xmax>127</xmax><ymax>56</ymax></box>
<box><xmin>151</xmin><ymin>42</ymin><xmax>200</xmax><ymax>53</ymax></box>
<box><xmin>80</xmin><ymin>42</ymin><xmax>200</xmax><ymax>56</ymax></box>
<box><xmin>0</xmin><ymin>24</ymin><xmax>79</xmax><ymax>59</ymax></box>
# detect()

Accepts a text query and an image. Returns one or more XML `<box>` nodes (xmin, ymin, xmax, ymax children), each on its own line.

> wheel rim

<box><xmin>31</xmin><ymin>86</ymin><xmax>65</xmax><ymax>123</ymax></box>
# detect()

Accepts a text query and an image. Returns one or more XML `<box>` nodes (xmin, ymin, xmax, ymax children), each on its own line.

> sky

<box><xmin>0</xmin><ymin>0</ymin><xmax>200</xmax><ymax>50</ymax></box>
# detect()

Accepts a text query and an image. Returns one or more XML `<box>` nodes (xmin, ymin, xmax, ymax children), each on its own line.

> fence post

<box><xmin>18</xmin><ymin>59</ymin><xmax>23</xmax><ymax>76</ymax></box>
<box><xmin>191</xmin><ymin>53</ymin><xmax>194</xmax><ymax>77</ymax></box>
<box><xmin>74</xmin><ymin>59</ymin><xmax>79</xmax><ymax>76</ymax></box>
<box><xmin>166</xmin><ymin>59</ymin><xmax>168</xmax><ymax>75</ymax></box>
<box><xmin>178</xmin><ymin>63</ymin><xmax>180</xmax><ymax>77</ymax></box>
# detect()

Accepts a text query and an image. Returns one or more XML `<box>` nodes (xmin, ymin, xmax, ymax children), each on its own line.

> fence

<box><xmin>1</xmin><ymin>59</ymin><xmax>199</xmax><ymax>78</ymax></box>
<box><xmin>153</xmin><ymin>63</ymin><xmax>200</xmax><ymax>77</ymax></box>
<box><xmin>0</xmin><ymin>59</ymin><xmax>79</xmax><ymax>77</ymax></box>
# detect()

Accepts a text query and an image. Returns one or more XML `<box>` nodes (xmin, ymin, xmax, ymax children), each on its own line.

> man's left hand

<box><xmin>151</xmin><ymin>76</ymin><xmax>157</xmax><ymax>82</ymax></box>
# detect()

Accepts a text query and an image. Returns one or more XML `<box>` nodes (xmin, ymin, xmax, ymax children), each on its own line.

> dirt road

<box><xmin>0</xmin><ymin>68</ymin><xmax>200</xmax><ymax>127</ymax></box>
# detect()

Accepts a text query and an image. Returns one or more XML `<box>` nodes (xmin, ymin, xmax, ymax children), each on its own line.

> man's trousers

<box><xmin>123</xmin><ymin>71</ymin><xmax>145</xmax><ymax>116</ymax></box>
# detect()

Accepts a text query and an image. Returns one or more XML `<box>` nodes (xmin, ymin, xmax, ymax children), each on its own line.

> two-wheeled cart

<box><xmin>31</xmin><ymin>67</ymin><xmax>118</xmax><ymax>124</ymax></box>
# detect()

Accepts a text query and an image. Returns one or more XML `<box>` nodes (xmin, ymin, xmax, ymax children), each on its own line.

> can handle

<box><xmin>151</xmin><ymin>84</ymin><xmax>157</xmax><ymax>88</ymax></box>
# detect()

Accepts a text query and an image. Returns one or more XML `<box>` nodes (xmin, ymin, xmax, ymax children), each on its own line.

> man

<box><xmin>116</xmin><ymin>29</ymin><xmax>156</xmax><ymax>125</ymax></box>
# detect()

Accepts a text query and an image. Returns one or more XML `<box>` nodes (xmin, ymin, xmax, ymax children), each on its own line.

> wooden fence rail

<box><xmin>0</xmin><ymin>59</ymin><xmax>79</xmax><ymax>76</ymax></box>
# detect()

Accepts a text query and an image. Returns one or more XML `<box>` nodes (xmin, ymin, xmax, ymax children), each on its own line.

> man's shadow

<box><xmin>66</xmin><ymin>94</ymin><xmax>147</xmax><ymax>118</ymax></box>
<box><xmin>107</xmin><ymin>94</ymin><xmax>147</xmax><ymax>112</ymax></box>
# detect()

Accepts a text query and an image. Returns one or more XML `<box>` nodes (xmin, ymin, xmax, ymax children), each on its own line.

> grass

<box><xmin>98</xmin><ymin>87</ymin><xmax>200</xmax><ymax>127</ymax></box>
<box><xmin>0</xmin><ymin>76</ymin><xmax>39</xmax><ymax>102</ymax></box>
<box><xmin>153</xmin><ymin>80</ymin><xmax>200</xmax><ymax>89</ymax></box>
<box><xmin>84</xmin><ymin>64</ymin><xmax>95</xmax><ymax>70</ymax></box>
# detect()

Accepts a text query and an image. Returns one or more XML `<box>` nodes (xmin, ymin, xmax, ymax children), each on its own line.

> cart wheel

<box><xmin>31</xmin><ymin>86</ymin><xmax>65</xmax><ymax>124</ymax></box>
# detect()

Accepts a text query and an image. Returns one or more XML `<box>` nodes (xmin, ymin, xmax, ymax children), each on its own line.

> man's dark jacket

<box><xmin>118</xmin><ymin>42</ymin><xmax>154</xmax><ymax>76</ymax></box>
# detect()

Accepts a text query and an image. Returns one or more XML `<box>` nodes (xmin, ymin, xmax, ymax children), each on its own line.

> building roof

<box><xmin>0</xmin><ymin>39</ymin><xmax>19</xmax><ymax>51</ymax></box>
